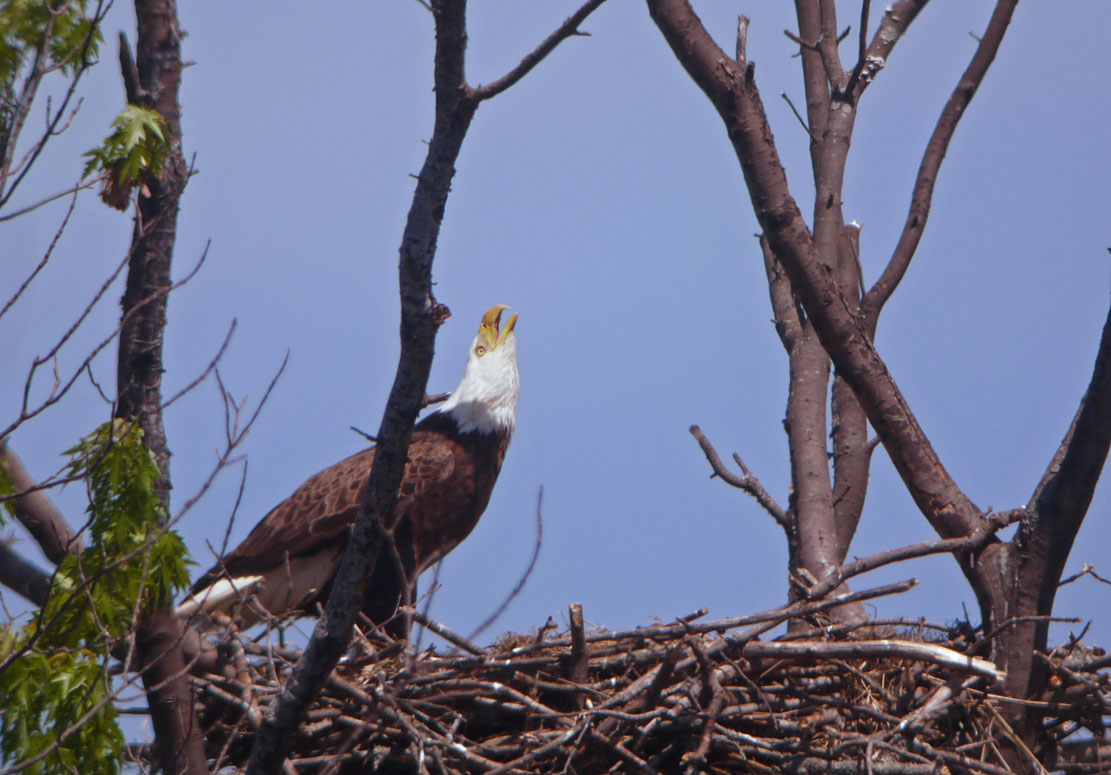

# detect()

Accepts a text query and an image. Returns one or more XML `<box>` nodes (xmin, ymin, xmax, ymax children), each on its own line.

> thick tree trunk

<box><xmin>115</xmin><ymin>2</ymin><xmax>207</xmax><ymax>773</ymax></box>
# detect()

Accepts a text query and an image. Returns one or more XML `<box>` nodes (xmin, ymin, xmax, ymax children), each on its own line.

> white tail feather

<box><xmin>174</xmin><ymin>575</ymin><xmax>264</xmax><ymax>619</ymax></box>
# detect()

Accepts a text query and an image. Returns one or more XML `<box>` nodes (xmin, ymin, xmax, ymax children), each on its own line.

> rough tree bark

<box><xmin>113</xmin><ymin>1</ymin><xmax>207</xmax><ymax>773</ymax></box>
<box><xmin>648</xmin><ymin>0</ymin><xmax>1111</xmax><ymax>765</ymax></box>
<box><xmin>244</xmin><ymin>2</ymin><xmax>609</xmax><ymax>773</ymax></box>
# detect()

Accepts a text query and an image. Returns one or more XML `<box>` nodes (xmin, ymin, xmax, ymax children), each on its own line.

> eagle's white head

<box><xmin>438</xmin><ymin>305</ymin><xmax>520</xmax><ymax>435</ymax></box>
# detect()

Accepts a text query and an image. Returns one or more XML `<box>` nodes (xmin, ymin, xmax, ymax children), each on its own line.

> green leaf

<box><xmin>0</xmin><ymin>0</ymin><xmax>103</xmax><ymax>117</ymax></box>
<box><xmin>0</xmin><ymin>421</ymin><xmax>191</xmax><ymax>775</ymax></box>
<box><xmin>82</xmin><ymin>105</ymin><xmax>170</xmax><ymax>208</ymax></box>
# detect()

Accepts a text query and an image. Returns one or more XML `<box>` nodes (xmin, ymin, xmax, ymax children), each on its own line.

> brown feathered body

<box><xmin>188</xmin><ymin>412</ymin><xmax>510</xmax><ymax>625</ymax></box>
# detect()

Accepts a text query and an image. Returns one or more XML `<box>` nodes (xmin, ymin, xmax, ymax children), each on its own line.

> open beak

<box><xmin>480</xmin><ymin>305</ymin><xmax>517</xmax><ymax>346</ymax></box>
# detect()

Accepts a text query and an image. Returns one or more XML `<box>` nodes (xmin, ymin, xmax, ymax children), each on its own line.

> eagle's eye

<box><xmin>475</xmin><ymin>345</ymin><xmax>487</xmax><ymax>356</ymax></box>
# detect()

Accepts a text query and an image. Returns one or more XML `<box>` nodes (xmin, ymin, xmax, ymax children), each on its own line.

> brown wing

<box><xmin>191</xmin><ymin>431</ymin><xmax>459</xmax><ymax>595</ymax></box>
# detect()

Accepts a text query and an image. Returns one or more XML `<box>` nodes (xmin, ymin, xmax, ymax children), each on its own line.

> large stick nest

<box><xmin>191</xmin><ymin>591</ymin><xmax>1111</xmax><ymax>775</ymax></box>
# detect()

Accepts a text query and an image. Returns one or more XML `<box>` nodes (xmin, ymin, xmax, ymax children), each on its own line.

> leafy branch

<box><xmin>0</xmin><ymin>421</ymin><xmax>191</xmax><ymax>775</ymax></box>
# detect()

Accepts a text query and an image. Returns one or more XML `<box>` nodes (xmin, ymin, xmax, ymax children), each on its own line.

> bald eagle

<box><xmin>177</xmin><ymin>305</ymin><xmax>519</xmax><ymax>630</ymax></box>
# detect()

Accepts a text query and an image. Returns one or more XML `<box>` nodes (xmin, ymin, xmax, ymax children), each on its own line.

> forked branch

<box><xmin>863</xmin><ymin>0</ymin><xmax>1019</xmax><ymax>325</ymax></box>
<box><xmin>689</xmin><ymin>425</ymin><xmax>789</xmax><ymax>529</ymax></box>
<box><xmin>648</xmin><ymin>0</ymin><xmax>986</xmax><ymax>549</ymax></box>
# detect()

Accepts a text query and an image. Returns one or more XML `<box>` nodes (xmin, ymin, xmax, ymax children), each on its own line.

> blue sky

<box><xmin>4</xmin><ymin>2</ymin><xmax>1110</xmax><ymax>647</ymax></box>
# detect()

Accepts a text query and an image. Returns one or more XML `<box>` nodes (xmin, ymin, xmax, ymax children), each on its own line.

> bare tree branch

<box><xmin>842</xmin><ymin>0</ymin><xmax>871</xmax><ymax>97</ymax></box>
<box><xmin>815</xmin><ymin>0</ymin><xmax>846</xmax><ymax>91</ymax></box>
<box><xmin>1028</xmin><ymin>294</ymin><xmax>1111</xmax><ymax>536</ymax></box>
<box><xmin>830</xmin><ymin>224</ymin><xmax>870</xmax><ymax>552</ymax></box>
<box><xmin>806</xmin><ymin>509</ymin><xmax>1024</xmax><ymax>601</ymax></box>
<box><xmin>743</xmin><ymin>639</ymin><xmax>1002</xmax><ymax>682</ymax></box>
<box><xmin>471</xmin><ymin>0</ymin><xmax>609</xmax><ymax>102</ymax></box>
<box><xmin>0</xmin><ymin>541</ymin><xmax>51</xmax><ymax>606</ymax></box>
<box><xmin>851</xmin><ymin>0</ymin><xmax>931</xmax><ymax>103</ymax></box>
<box><xmin>690</xmin><ymin>425</ymin><xmax>789</xmax><ymax>529</ymax></box>
<box><xmin>761</xmin><ymin>233</ymin><xmax>803</xmax><ymax>353</ymax></box>
<box><xmin>468</xmin><ymin>486</ymin><xmax>544</xmax><ymax>642</ymax></box>
<box><xmin>0</xmin><ymin>440</ymin><xmax>80</xmax><ymax>563</ymax></box>
<box><xmin>161</xmin><ymin>309</ymin><xmax>233</xmax><ymax>410</ymax></box>
<box><xmin>649</xmin><ymin>0</ymin><xmax>986</xmax><ymax>546</ymax></box>
<box><xmin>862</xmin><ymin>0</ymin><xmax>1018</xmax><ymax>326</ymax></box>
<box><xmin>791</xmin><ymin>2</ymin><xmax>830</xmax><ymax>140</ymax></box>
<box><xmin>246</xmin><ymin>0</ymin><xmax>468</xmax><ymax>758</ymax></box>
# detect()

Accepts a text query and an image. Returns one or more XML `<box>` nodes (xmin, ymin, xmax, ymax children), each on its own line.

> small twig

<box><xmin>421</xmin><ymin>392</ymin><xmax>450</xmax><ymax>408</ymax></box>
<box><xmin>403</xmin><ymin>608</ymin><xmax>487</xmax><ymax>656</ymax></box>
<box><xmin>842</xmin><ymin>0</ymin><xmax>872</xmax><ymax>97</ymax></box>
<box><xmin>783</xmin><ymin>28</ymin><xmax>818</xmax><ymax>51</ymax></box>
<box><xmin>971</xmin><ymin>614</ymin><xmax>1082</xmax><ymax>655</ymax></box>
<box><xmin>689</xmin><ymin>425</ymin><xmax>789</xmax><ymax>529</ymax></box>
<box><xmin>780</xmin><ymin>92</ymin><xmax>817</xmax><ymax>140</ymax></box>
<box><xmin>735</xmin><ymin>15</ymin><xmax>749</xmax><ymax>64</ymax></box>
<box><xmin>162</xmin><ymin>309</ymin><xmax>234</xmax><ymax>410</ymax></box>
<box><xmin>0</xmin><ymin>178</ymin><xmax>98</xmax><ymax>224</ymax></box>
<box><xmin>982</xmin><ymin>702</ymin><xmax>1052</xmax><ymax>775</ymax></box>
<box><xmin>349</xmin><ymin>426</ymin><xmax>377</xmax><ymax>443</ymax></box>
<box><xmin>470</xmin><ymin>0</ymin><xmax>609</xmax><ymax>102</ymax></box>
<box><xmin>684</xmin><ymin>641</ymin><xmax>727</xmax><ymax>770</ymax></box>
<box><xmin>467</xmin><ymin>486</ymin><xmax>544</xmax><ymax>642</ymax></box>
<box><xmin>587</xmin><ymin>728</ymin><xmax>661</xmax><ymax>775</ymax></box>
<box><xmin>1058</xmin><ymin>561</ymin><xmax>1111</xmax><ymax>588</ymax></box>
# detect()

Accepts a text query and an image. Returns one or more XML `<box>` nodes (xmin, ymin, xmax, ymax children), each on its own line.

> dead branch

<box><xmin>653</xmin><ymin>0</ymin><xmax>988</xmax><ymax>547</ymax></box>
<box><xmin>568</xmin><ymin>602</ymin><xmax>588</xmax><ymax>689</ymax></box>
<box><xmin>183</xmin><ymin>605</ymin><xmax>1111</xmax><ymax>775</ymax></box>
<box><xmin>863</xmin><ymin>0</ymin><xmax>1019</xmax><ymax>325</ymax></box>
<box><xmin>404</xmin><ymin>607</ymin><xmax>487</xmax><ymax>656</ymax></box>
<box><xmin>842</xmin><ymin>0</ymin><xmax>872</xmax><ymax>97</ymax></box>
<box><xmin>743</xmin><ymin>639</ymin><xmax>1003</xmax><ymax>682</ymax></box>
<box><xmin>805</xmin><ymin>508</ymin><xmax>1025</xmax><ymax>601</ymax></box>
<box><xmin>0</xmin><ymin>192</ymin><xmax>77</xmax><ymax>324</ymax></box>
<box><xmin>689</xmin><ymin>425</ymin><xmax>788</xmax><ymax>529</ymax></box>
<box><xmin>471</xmin><ymin>0</ymin><xmax>609</xmax><ymax>102</ymax></box>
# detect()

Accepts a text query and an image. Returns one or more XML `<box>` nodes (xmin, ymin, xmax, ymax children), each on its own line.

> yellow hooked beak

<box><xmin>479</xmin><ymin>305</ymin><xmax>517</xmax><ymax>348</ymax></box>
